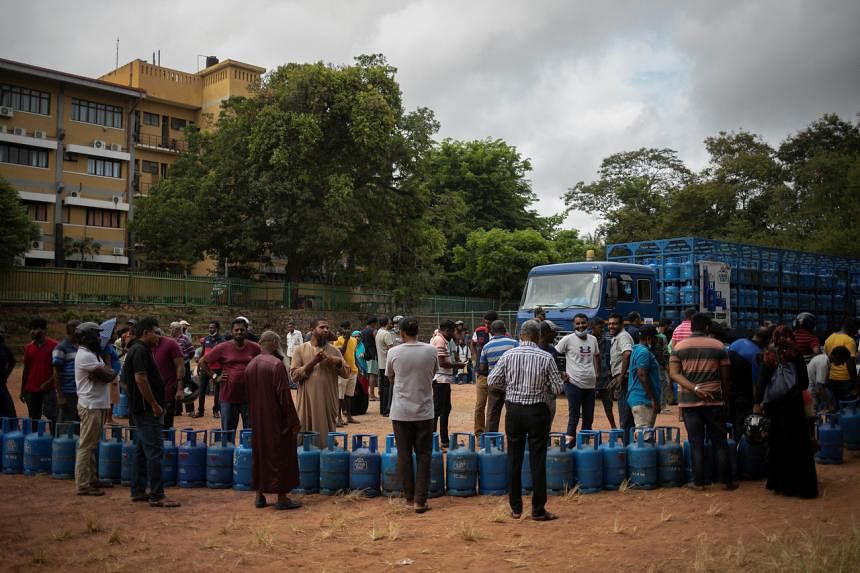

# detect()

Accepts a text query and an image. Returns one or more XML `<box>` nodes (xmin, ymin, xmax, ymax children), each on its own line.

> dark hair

<box><xmin>210</xmin><ymin>321</ymin><xmax>220</xmax><ymax>330</ymax></box>
<box><xmin>310</xmin><ymin>317</ymin><xmax>326</xmax><ymax>329</ymax></box>
<box><xmin>691</xmin><ymin>313</ymin><xmax>711</xmax><ymax>332</ymax></box>
<box><xmin>627</xmin><ymin>311</ymin><xmax>641</xmax><ymax>322</ymax></box>
<box><xmin>400</xmin><ymin>316</ymin><xmax>419</xmax><ymax>337</ymax></box>
<box><xmin>752</xmin><ymin>325</ymin><xmax>775</xmax><ymax>345</ymax></box>
<box><xmin>539</xmin><ymin>320</ymin><xmax>555</xmax><ymax>341</ymax></box>
<box><xmin>483</xmin><ymin>310</ymin><xmax>498</xmax><ymax>322</ymax></box>
<box><xmin>709</xmin><ymin>320</ymin><xmax>727</xmax><ymax>342</ymax></box>
<box><xmin>66</xmin><ymin>319</ymin><xmax>81</xmax><ymax>335</ymax></box>
<box><xmin>379</xmin><ymin>316</ymin><xmax>390</xmax><ymax>328</ymax></box>
<box><xmin>607</xmin><ymin>313</ymin><xmax>624</xmax><ymax>323</ymax></box>
<box><xmin>684</xmin><ymin>307</ymin><xmax>697</xmax><ymax>319</ymax></box>
<box><xmin>591</xmin><ymin>317</ymin><xmax>605</xmax><ymax>326</ymax></box>
<box><xmin>440</xmin><ymin>320</ymin><xmax>456</xmax><ymax>330</ymax></box>
<box><xmin>831</xmin><ymin>345</ymin><xmax>851</xmax><ymax>363</ymax></box>
<box><xmin>135</xmin><ymin>317</ymin><xmax>159</xmax><ymax>338</ymax></box>
<box><xmin>490</xmin><ymin>320</ymin><xmax>507</xmax><ymax>335</ymax></box>
<box><xmin>573</xmin><ymin>313</ymin><xmax>588</xmax><ymax>322</ymax></box>
<box><xmin>366</xmin><ymin>316</ymin><xmax>378</xmax><ymax>326</ymax></box>
<box><xmin>231</xmin><ymin>318</ymin><xmax>247</xmax><ymax>329</ymax></box>
<box><xmin>340</xmin><ymin>320</ymin><xmax>351</xmax><ymax>330</ymax></box>
<box><xmin>29</xmin><ymin>317</ymin><xmax>47</xmax><ymax>330</ymax></box>
<box><xmin>659</xmin><ymin>318</ymin><xmax>673</xmax><ymax>327</ymax></box>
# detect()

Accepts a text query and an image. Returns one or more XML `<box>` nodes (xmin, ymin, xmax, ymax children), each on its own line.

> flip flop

<box><xmin>273</xmin><ymin>499</ymin><xmax>302</xmax><ymax>510</ymax></box>
<box><xmin>531</xmin><ymin>511</ymin><xmax>558</xmax><ymax>522</ymax></box>
<box><xmin>510</xmin><ymin>510</ymin><xmax>522</xmax><ymax>519</ymax></box>
<box><xmin>149</xmin><ymin>499</ymin><xmax>181</xmax><ymax>508</ymax></box>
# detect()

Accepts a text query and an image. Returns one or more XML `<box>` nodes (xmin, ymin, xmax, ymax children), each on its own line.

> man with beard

<box><xmin>291</xmin><ymin>319</ymin><xmax>351</xmax><ymax>448</ymax></box>
<box><xmin>245</xmin><ymin>331</ymin><xmax>302</xmax><ymax>510</ymax></box>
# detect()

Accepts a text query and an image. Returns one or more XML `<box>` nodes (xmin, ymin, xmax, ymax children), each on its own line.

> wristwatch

<box><xmin>694</xmin><ymin>384</ymin><xmax>701</xmax><ymax>393</ymax></box>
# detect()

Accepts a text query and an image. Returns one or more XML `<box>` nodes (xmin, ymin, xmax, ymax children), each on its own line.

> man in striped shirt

<box><xmin>479</xmin><ymin>320</ymin><xmax>518</xmax><ymax>434</ymax></box>
<box><xmin>488</xmin><ymin>319</ymin><xmax>564</xmax><ymax>521</ymax></box>
<box><xmin>669</xmin><ymin>313</ymin><xmax>735</xmax><ymax>490</ymax></box>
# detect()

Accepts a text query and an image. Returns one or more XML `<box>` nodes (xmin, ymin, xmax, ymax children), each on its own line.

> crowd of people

<box><xmin>0</xmin><ymin>306</ymin><xmax>856</xmax><ymax>517</ymax></box>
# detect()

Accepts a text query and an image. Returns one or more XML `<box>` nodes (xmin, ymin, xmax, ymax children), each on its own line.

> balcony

<box><xmin>134</xmin><ymin>132</ymin><xmax>186</xmax><ymax>153</ymax></box>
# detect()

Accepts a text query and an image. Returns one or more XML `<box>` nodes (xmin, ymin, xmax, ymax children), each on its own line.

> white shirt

<box><xmin>75</xmin><ymin>347</ymin><xmax>111</xmax><ymax>409</ymax></box>
<box><xmin>285</xmin><ymin>330</ymin><xmax>304</xmax><ymax>358</ymax></box>
<box><xmin>807</xmin><ymin>354</ymin><xmax>829</xmax><ymax>387</ymax></box>
<box><xmin>556</xmin><ymin>332</ymin><xmax>599</xmax><ymax>389</ymax></box>
<box><xmin>376</xmin><ymin>327</ymin><xmax>397</xmax><ymax>370</ymax></box>
<box><xmin>610</xmin><ymin>330</ymin><xmax>635</xmax><ymax>377</ymax></box>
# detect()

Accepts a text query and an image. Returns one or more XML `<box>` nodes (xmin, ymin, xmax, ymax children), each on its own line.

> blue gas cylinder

<box><xmin>663</xmin><ymin>258</ymin><xmax>680</xmax><ymax>281</ymax></box>
<box><xmin>627</xmin><ymin>428</ymin><xmax>657</xmax><ymax>490</ymax></box>
<box><xmin>663</xmin><ymin>284</ymin><xmax>680</xmax><ymax>305</ymax></box>
<box><xmin>207</xmin><ymin>429</ymin><xmax>235</xmax><ymax>489</ymax></box>
<box><xmin>232</xmin><ymin>429</ymin><xmax>253</xmax><ymax>491</ymax></box>
<box><xmin>2</xmin><ymin>418</ymin><xmax>27</xmax><ymax>474</ymax></box>
<box><xmin>52</xmin><ymin>421</ymin><xmax>79</xmax><ymax>479</ymax></box>
<box><xmin>600</xmin><ymin>429</ymin><xmax>627</xmax><ymax>490</ymax></box>
<box><xmin>120</xmin><ymin>426</ymin><xmax>136</xmax><ymax>486</ymax></box>
<box><xmin>655</xmin><ymin>426</ymin><xmax>684</xmax><ymax>487</ymax></box>
<box><xmin>350</xmin><ymin>433</ymin><xmax>381</xmax><ymax>496</ymax></box>
<box><xmin>178</xmin><ymin>428</ymin><xmax>207</xmax><ymax>487</ymax></box>
<box><xmin>320</xmin><ymin>432</ymin><xmax>350</xmax><ymax>495</ymax></box>
<box><xmin>815</xmin><ymin>413</ymin><xmax>843</xmax><ymax>464</ymax></box>
<box><xmin>478</xmin><ymin>432</ymin><xmax>508</xmax><ymax>495</ymax></box>
<box><xmin>680</xmin><ymin>258</ymin><xmax>696</xmax><ymax>281</ymax></box>
<box><xmin>521</xmin><ymin>440</ymin><xmax>532</xmax><ymax>494</ymax></box>
<box><xmin>295</xmin><ymin>431</ymin><xmax>322</xmax><ymax>494</ymax></box>
<box><xmin>113</xmin><ymin>389</ymin><xmax>129</xmax><ymax>418</ymax></box>
<box><xmin>839</xmin><ymin>400</ymin><xmax>860</xmax><ymax>450</ymax></box>
<box><xmin>737</xmin><ymin>435</ymin><xmax>768</xmax><ymax>480</ymax></box>
<box><xmin>574</xmin><ymin>430</ymin><xmax>602</xmax><ymax>493</ymax></box>
<box><xmin>162</xmin><ymin>428</ymin><xmax>179</xmax><ymax>487</ymax></box>
<box><xmin>683</xmin><ymin>438</ymin><xmax>714</xmax><ymax>484</ymax></box>
<box><xmin>546</xmin><ymin>432</ymin><xmax>574</xmax><ymax>496</ymax></box>
<box><xmin>23</xmin><ymin>419</ymin><xmax>52</xmax><ymax>476</ymax></box>
<box><xmin>681</xmin><ymin>282</ymin><xmax>698</xmax><ymax>306</ymax></box>
<box><xmin>97</xmin><ymin>424</ymin><xmax>123</xmax><ymax>483</ymax></box>
<box><xmin>381</xmin><ymin>433</ymin><xmax>402</xmax><ymax>496</ymax></box>
<box><xmin>446</xmin><ymin>432</ymin><xmax>478</xmax><ymax>497</ymax></box>
<box><xmin>428</xmin><ymin>432</ymin><xmax>445</xmax><ymax>498</ymax></box>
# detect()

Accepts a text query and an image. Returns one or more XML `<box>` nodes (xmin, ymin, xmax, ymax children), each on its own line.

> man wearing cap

<box><xmin>226</xmin><ymin>316</ymin><xmax>260</xmax><ymax>343</ymax></box>
<box><xmin>627</xmin><ymin>325</ymin><xmax>662</xmax><ymax>427</ymax></box>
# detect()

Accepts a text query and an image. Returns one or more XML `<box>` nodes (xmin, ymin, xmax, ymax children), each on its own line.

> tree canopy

<box><xmin>0</xmin><ymin>176</ymin><xmax>39</xmax><ymax>268</ymax></box>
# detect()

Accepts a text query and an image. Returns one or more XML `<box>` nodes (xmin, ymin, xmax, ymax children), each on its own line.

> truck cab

<box><xmin>516</xmin><ymin>262</ymin><xmax>658</xmax><ymax>335</ymax></box>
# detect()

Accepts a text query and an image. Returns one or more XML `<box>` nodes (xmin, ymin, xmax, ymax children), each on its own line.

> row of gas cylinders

<box><xmin>814</xmin><ymin>400</ymin><xmax>860</xmax><ymax>465</ymax></box>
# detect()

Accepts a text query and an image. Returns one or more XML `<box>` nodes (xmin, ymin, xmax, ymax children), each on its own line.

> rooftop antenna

<box><xmin>158</xmin><ymin>50</ymin><xmax>161</xmax><ymax>66</ymax></box>
<box><xmin>115</xmin><ymin>37</ymin><xmax>119</xmax><ymax>69</ymax></box>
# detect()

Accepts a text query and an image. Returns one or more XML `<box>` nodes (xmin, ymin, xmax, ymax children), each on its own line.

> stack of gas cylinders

<box><xmin>2</xmin><ymin>416</ymin><xmax>855</xmax><ymax>497</ymax></box>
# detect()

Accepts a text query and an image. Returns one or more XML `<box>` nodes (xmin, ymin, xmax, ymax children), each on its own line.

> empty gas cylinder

<box><xmin>52</xmin><ymin>422</ymin><xmax>79</xmax><ymax>479</ymax></box>
<box><xmin>627</xmin><ymin>428</ymin><xmax>657</xmax><ymax>490</ymax></box>
<box><xmin>320</xmin><ymin>432</ymin><xmax>350</xmax><ymax>495</ymax></box>
<box><xmin>349</xmin><ymin>433</ymin><xmax>380</xmax><ymax>496</ymax></box>
<box><xmin>478</xmin><ymin>432</ymin><xmax>508</xmax><ymax>495</ymax></box>
<box><xmin>446</xmin><ymin>432</ymin><xmax>478</xmax><ymax>497</ymax></box>
<box><xmin>178</xmin><ymin>428</ymin><xmax>207</xmax><ymax>487</ymax></box>
<box><xmin>23</xmin><ymin>419</ymin><xmax>52</xmax><ymax>476</ymax></box>
<box><xmin>295</xmin><ymin>431</ymin><xmax>321</xmax><ymax>494</ymax></box>
<box><xmin>815</xmin><ymin>413</ymin><xmax>843</xmax><ymax>465</ymax></box>
<box><xmin>600</xmin><ymin>429</ymin><xmax>627</xmax><ymax>490</ymax></box>
<box><xmin>97</xmin><ymin>424</ymin><xmax>123</xmax><ymax>483</ymax></box>
<box><xmin>428</xmin><ymin>432</ymin><xmax>445</xmax><ymax>498</ymax></box>
<box><xmin>207</xmin><ymin>429</ymin><xmax>235</xmax><ymax>488</ymax></box>
<box><xmin>655</xmin><ymin>426</ymin><xmax>684</xmax><ymax>487</ymax></box>
<box><xmin>575</xmin><ymin>430</ymin><xmax>602</xmax><ymax>493</ymax></box>
<box><xmin>162</xmin><ymin>428</ymin><xmax>179</xmax><ymax>487</ymax></box>
<box><xmin>120</xmin><ymin>426</ymin><xmax>136</xmax><ymax>486</ymax></box>
<box><xmin>232</xmin><ymin>429</ymin><xmax>253</xmax><ymax>491</ymax></box>
<box><xmin>546</xmin><ymin>432</ymin><xmax>575</xmax><ymax>495</ymax></box>
<box><xmin>839</xmin><ymin>400</ymin><xmax>860</xmax><ymax>450</ymax></box>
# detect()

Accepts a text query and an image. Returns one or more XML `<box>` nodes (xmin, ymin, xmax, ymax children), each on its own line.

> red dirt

<box><xmin>2</xmin><ymin>367</ymin><xmax>858</xmax><ymax>572</ymax></box>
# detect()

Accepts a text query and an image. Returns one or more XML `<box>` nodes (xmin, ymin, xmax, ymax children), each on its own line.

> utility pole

<box><xmin>115</xmin><ymin>37</ymin><xmax>119</xmax><ymax>69</ymax></box>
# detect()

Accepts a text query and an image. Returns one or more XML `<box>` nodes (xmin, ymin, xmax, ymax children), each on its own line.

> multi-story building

<box><xmin>1</xmin><ymin>55</ymin><xmax>264</xmax><ymax>270</ymax></box>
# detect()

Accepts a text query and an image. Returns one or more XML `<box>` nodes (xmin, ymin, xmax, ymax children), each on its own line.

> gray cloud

<box><xmin>3</xmin><ymin>1</ymin><xmax>857</xmax><ymax>237</ymax></box>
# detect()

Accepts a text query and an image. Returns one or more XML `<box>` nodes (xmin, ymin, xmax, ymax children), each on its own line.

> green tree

<box><xmin>551</xmin><ymin>229</ymin><xmax>598</xmax><ymax>262</ymax></box>
<box><xmin>63</xmin><ymin>236</ymin><xmax>102</xmax><ymax>268</ymax></box>
<box><xmin>0</xmin><ymin>176</ymin><xmax>39</xmax><ymax>267</ymax></box>
<box><xmin>453</xmin><ymin>228</ymin><xmax>559</xmax><ymax>305</ymax></box>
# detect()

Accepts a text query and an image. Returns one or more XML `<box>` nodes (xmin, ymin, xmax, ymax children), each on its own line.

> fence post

<box><xmin>183</xmin><ymin>273</ymin><xmax>188</xmax><ymax>305</ymax></box>
<box><xmin>61</xmin><ymin>268</ymin><xmax>69</xmax><ymax>305</ymax></box>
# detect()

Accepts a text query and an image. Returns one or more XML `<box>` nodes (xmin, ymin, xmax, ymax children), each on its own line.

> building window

<box><xmin>0</xmin><ymin>142</ymin><xmax>49</xmax><ymax>168</ymax></box>
<box><xmin>86</xmin><ymin>208</ymin><xmax>122</xmax><ymax>228</ymax></box>
<box><xmin>142</xmin><ymin>112</ymin><xmax>160</xmax><ymax>126</ymax></box>
<box><xmin>170</xmin><ymin>117</ymin><xmax>187</xmax><ymax>131</ymax></box>
<box><xmin>87</xmin><ymin>157</ymin><xmax>122</xmax><ymax>178</ymax></box>
<box><xmin>71</xmin><ymin>97</ymin><xmax>122</xmax><ymax>128</ymax></box>
<box><xmin>62</xmin><ymin>206</ymin><xmax>71</xmax><ymax>224</ymax></box>
<box><xmin>26</xmin><ymin>203</ymin><xmax>49</xmax><ymax>222</ymax></box>
<box><xmin>1</xmin><ymin>84</ymin><xmax>50</xmax><ymax>115</ymax></box>
<box><xmin>141</xmin><ymin>160</ymin><xmax>159</xmax><ymax>174</ymax></box>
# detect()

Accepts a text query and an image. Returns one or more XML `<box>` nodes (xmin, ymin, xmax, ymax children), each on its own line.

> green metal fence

<box><xmin>0</xmin><ymin>267</ymin><xmax>512</xmax><ymax>315</ymax></box>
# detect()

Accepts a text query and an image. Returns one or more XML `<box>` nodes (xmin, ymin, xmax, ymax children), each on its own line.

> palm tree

<box><xmin>63</xmin><ymin>236</ymin><xmax>102</xmax><ymax>268</ymax></box>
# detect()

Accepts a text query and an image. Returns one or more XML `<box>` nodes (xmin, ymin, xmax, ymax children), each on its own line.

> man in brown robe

<box><xmin>290</xmin><ymin>319</ymin><xmax>351</xmax><ymax>448</ymax></box>
<box><xmin>245</xmin><ymin>331</ymin><xmax>301</xmax><ymax>510</ymax></box>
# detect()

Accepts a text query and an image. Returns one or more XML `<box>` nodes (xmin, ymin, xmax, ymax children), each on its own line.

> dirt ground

<box><xmin>2</xmin><ymin>367</ymin><xmax>859</xmax><ymax>573</ymax></box>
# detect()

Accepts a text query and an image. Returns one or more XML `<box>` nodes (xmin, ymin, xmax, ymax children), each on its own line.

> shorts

<box><xmin>338</xmin><ymin>375</ymin><xmax>357</xmax><ymax>399</ymax></box>
<box><xmin>366</xmin><ymin>359</ymin><xmax>379</xmax><ymax>376</ymax></box>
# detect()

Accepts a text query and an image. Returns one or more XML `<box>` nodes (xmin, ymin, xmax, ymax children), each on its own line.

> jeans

<box><xmin>75</xmin><ymin>406</ymin><xmax>104</xmax><ymax>492</ymax></box>
<box><xmin>432</xmin><ymin>382</ymin><xmax>452</xmax><ymax>445</ymax></box>
<box><xmin>506</xmin><ymin>402</ymin><xmax>551</xmax><ymax>517</ymax></box>
<box><xmin>616</xmin><ymin>377</ymin><xmax>634</xmax><ymax>442</ymax></box>
<box><xmin>474</xmin><ymin>375</ymin><xmax>489</xmax><ymax>435</ymax></box>
<box><xmin>197</xmin><ymin>372</ymin><xmax>221</xmax><ymax>415</ymax></box>
<box><xmin>0</xmin><ymin>383</ymin><xmax>14</xmax><ymax>418</ymax></box>
<box><xmin>24</xmin><ymin>390</ymin><xmax>57</xmax><ymax>428</ymax></box>
<box><xmin>682</xmin><ymin>406</ymin><xmax>730</xmax><ymax>486</ymax></box>
<box><xmin>131</xmin><ymin>410</ymin><xmax>164</xmax><ymax>501</ymax></box>
<box><xmin>486</xmin><ymin>389</ymin><xmax>506</xmax><ymax>433</ymax></box>
<box><xmin>221</xmin><ymin>402</ymin><xmax>250</xmax><ymax>439</ymax></box>
<box><xmin>392</xmin><ymin>419</ymin><xmax>434</xmax><ymax>506</ymax></box>
<box><xmin>563</xmin><ymin>383</ymin><xmax>595</xmax><ymax>438</ymax></box>
<box><xmin>379</xmin><ymin>370</ymin><xmax>392</xmax><ymax>416</ymax></box>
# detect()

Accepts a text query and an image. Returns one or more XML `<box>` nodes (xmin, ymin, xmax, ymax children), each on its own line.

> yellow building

<box><xmin>1</xmin><ymin>56</ymin><xmax>264</xmax><ymax>270</ymax></box>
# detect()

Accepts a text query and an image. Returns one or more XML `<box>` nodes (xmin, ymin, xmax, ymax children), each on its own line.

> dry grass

<box><xmin>219</xmin><ymin>513</ymin><xmax>240</xmax><ymax>535</ymax></box>
<box><xmin>611</xmin><ymin>515</ymin><xmax>624</xmax><ymax>534</ymax></box>
<box><xmin>488</xmin><ymin>502</ymin><xmax>510</xmax><ymax>523</ymax></box>
<box><xmin>251</xmin><ymin>527</ymin><xmax>274</xmax><ymax>551</ymax></box>
<box><xmin>706</xmin><ymin>502</ymin><xmax>723</xmax><ymax>518</ymax></box>
<box><xmin>83</xmin><ymin>514</ymin><xmax>102</xmax><ymax>534</ymax></box>
<box><xmin>319</xmin><ymin>511</ymin><xmax>348</xmax><ymax>540</ymax></box>
<box><xmin>30</xmin><ymin>549</ymin><xmax>47</xmax><ymax>566</ymax></box>
<box><xmin>368</xmin><ymin>520</ymin><xmax>386</xmax><ymax>541</ymax></box>
<box><xmin>387</xmin><ymin>520</ymin><xmax>401</xmax><ymax>541</ymax></box>
<box><xmin>334</xmin><ymin>489</ymin><xmax>367</xmax><ymax>504</ymax></box>
<box><xmin>459</xmin><ymin>521</ymin><xmax>482</xmax><ymax>542</ymax></box>
<box><xmin>692</xmin><ymin>533</ymin><xmax>710</xmax><ymax>572</ymax></box>
<box><xmin>107</xmin><ymin>528</ymin><xmax>123</xmax><ymax>545</ymax></box>
<box><xmin>660</xmin><ymin>509</ymin><xmax>673</xmax><ymax>523</ymax></box>
<box><xmin>50</xmin><ymin>528</ymin><xmax>72</xmax><ymax>541</ymax></box>
<box><xmin>617</xmin><ymin>478</ymin><xmax>630</xmax><ymax>493</ymax></box>
<box><xmin>385</xmin><ymin>496</ymin><xmax>410</xmax><ymax>516</ymax></box>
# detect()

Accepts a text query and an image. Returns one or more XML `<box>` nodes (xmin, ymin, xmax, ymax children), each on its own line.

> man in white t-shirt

<box><xmin>73</xmin><ymin>322</ymin><xmax>117</xmax><ymax>496</ymax></box>
<box><xmin>375</xmin><ymin>317</ymin><xmax>398</xmax><ymax>417</ymax></box>
<box><xmin>284</xmin><ymin>321</ymin><xmax>304</xmax><ymax>370</ymax></box>
<box><xmin>556</xmin><ymin>313</ymin><xmax>600</xmax><ymax>445</ymax></box>
<box><xmin>387</xmin><ymin>316</ymin><xmax>438</xmax><ymax>513</ymax></box>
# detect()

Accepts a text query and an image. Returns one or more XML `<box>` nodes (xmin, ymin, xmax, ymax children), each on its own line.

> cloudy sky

<box><xmin>3</xmin><ymin>1</ymin><xmax>858</xmax><ymax>234</ymax></box>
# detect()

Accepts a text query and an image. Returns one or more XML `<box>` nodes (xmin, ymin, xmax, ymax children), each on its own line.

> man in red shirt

<box><xmin>199</xmin><ymin>318</ymin><xmax>261</xmax><ymax>438</ymax></box>
<box><xmin>151</xmin><ymin>330</ymin><xmax>185</xmax><ymax>429</ymax></box>
<box><xmin>21</xmin><ymin>317</ymin><xmax>58</xmax><ymax>425</ymax></box>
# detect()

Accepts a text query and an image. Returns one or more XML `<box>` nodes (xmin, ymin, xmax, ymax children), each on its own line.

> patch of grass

<box><xmin>488</xmin><ymin>503</ymin><xmax>509</xmax><ymax>523</ymax></box>
<box><xmin>562</xmin><ymin>483</ymin><xmax>582</xmax><ymax>502</ymax></box>
<box><xmin>660</xmin><ymin>509</ymin><xmax>673</xmax><ymax>523</ymax></box>
<box><xmin>107</xmin><ymin>528</ymin><xmax>123</xmax><ymax>545</ymax></box>
<box><xmin>385</xmin><ymin>496</ymin><xmax>410</xmax><ymax>516</ymax></box>
<box><xmin>459</xmin><ymin>522</ymin><xmax>482</xmax><ymax>542</ymax></box>
<box><xmin>618</xmin><ymin>479</ymin><xmax>630</xmax><ymax>493</ymax></box>
<box><xmin>51</xmin><ymin>528</ymin><xmax>72</xmax><ymax>541</ymax></box>
<box><xmin>387</xmin><ymin>520</ymin><xmax>401</xmax><ymax>541</ymax></box>
<box><xmin>319</xmin><ymin>511</ymin><xmax>347</xmax><ymax>540</ymax></box>
<box><xmin>31</xmin><ymin>549</ymin><xmax>47</xmax><ymax>566</ymax></box>
<box><xmin>251</xmin><ymin>527</ymin><xmax>274</xmax><ymax>551</ymax></box>
<box><xmin>611</xmin><ymin>515</ymin><xmax>624</xmax><ymax>534</ymax></box>
<box><xmin>706</xmin><ymin>502</ymin><xmax>723</xmax><ymax>518</ymax></box>
<box><xmin>202</xmin><ymin>538</ymin><xmax>220</xmax><ymax>550</ymax></box>
<box><xmin>368</xmin><ymin>521</ymin><xmax>386</xmax><ymax>541</ymax></box>
<box><xmin>692</xmin><ymin>533</ymin><xmax>710</xmax><ymax>573</ymax></box>
<box><xmin>334</xmin><ymin>489</ymin><xmax>367</xmax><ymax>504</ymax></box>
<box><xmin>83</xmin><ymin>514</ymin><xmax>102</xmax><ymax>534</ymax></box>
<box><xmin>219</xmin><ymin>513</ymin><xmax>240</xmax><ymax>535</ymax></box>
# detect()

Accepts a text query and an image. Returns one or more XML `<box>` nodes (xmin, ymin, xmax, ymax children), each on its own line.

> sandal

<box><xmin>273</xmin><ymin>499</ymin><xmax>302</xmax><ymax>511</ymax></box>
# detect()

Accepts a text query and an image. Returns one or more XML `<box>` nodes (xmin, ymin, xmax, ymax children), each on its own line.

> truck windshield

<box><xmin>520</xmin><ymin>272</ymin><xmax>601</xmax><ymax>310</ymax></box>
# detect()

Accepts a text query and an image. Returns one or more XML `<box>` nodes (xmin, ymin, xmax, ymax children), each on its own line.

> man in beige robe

<box><xmin>290</xmin><ymin>319</ymin><xmax>350</xmax><ymax>448</ymax></box>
